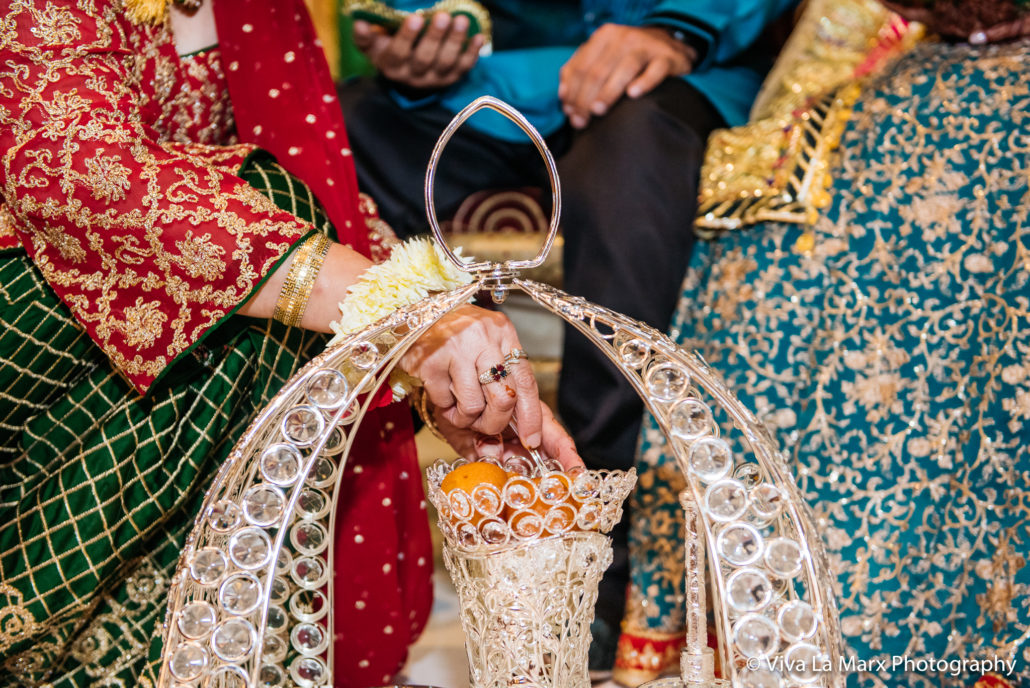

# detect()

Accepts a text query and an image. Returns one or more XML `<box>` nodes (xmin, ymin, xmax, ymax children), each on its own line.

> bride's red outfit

<box><xmin>0</xmin><ymin>0</ymin><xmax>431</xmax><ymax>684</ymax></box>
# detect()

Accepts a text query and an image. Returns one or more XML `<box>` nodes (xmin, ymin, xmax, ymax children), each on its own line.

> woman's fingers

<box><xmin>421</xmin><ymin>371</ymin><xmax>456</xmax><ymax>418</ymax></box>
<box><xmin>505</xmin><ymin>352</ymin><xmax>542</xmax><ymax>448</ymax></box>
<box><xmin>403</xmin><ymin>304</ymin><xmax>544</xmax><ymax>439</ymax></box>
<box><xmin>465</xmin><ymin>347</ymin><xmax>515</xmax><ymax>435</ymax></box>
<box><xmin>538</xmin><ymin>403</ymin><xmax>583</xmax><ymax>471</ymax></box>
<box><xmin>430</xmin><ymin>398</ymin><xmax>581</xmax><ymax>475</ymax></box>
<box><xmin>440</xmin><ymin>352</ymin><xmax>485</xmax><ymax>428</ymax></box>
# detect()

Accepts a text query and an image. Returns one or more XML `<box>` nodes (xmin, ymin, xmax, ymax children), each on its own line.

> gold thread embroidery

<box><xmin>0</xmin><ymin>583</ymin><xmax>41</xmax><ymax>655</ymax></box>
<box><xmin>1</xmin><ymin>0</ymin><xmax>312</xmax><ymax>391</ymax></box>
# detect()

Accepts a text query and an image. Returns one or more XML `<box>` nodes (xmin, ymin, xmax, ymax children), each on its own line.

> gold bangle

<box><xmin>412</xmin><ymin>387</ymin><xmax>446</xmax><ymax>442</ymax></box>
<box><xmin>273</xmin><ymin>233</ymin><xmax>331</xmax><ymax>327</ymax></box>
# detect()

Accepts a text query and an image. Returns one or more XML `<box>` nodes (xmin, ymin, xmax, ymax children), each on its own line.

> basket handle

<box><xmin>424</xmin><ymin>96</ymin><xmax>561</xmax><ymax>274</ymax></box>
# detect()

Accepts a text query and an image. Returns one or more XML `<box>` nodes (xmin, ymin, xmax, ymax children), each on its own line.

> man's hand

<box><xmin>558</xmin><ymin>24</ymin><xmax>695</xmax><ymax>129</ymax></box>
<box><xmin>353</xmin><ymin>11</ymin><xmax>484</xmax><ymax>90</ymax></box>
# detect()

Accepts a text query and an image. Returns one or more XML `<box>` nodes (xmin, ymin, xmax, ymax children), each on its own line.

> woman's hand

<box><xmin>430</xmin><ymin>399</ymin><xmax>584</xmax><ymax>472</ymax></box>
<box><xmin>400</xmin><ymin>304</ymin><xmax>544</xmax><ymax>448</ymax></box>
<box><xmin>244</xmin><ymin>244</ymin><xmax>544</xmax><ymax>447</ymax></box>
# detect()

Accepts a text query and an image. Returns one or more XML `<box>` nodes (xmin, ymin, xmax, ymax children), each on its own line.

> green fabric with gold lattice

<box><xmin>0</xmin><ymin>152</ymin><xmax>330</xmax><ymax>686</ymax></box>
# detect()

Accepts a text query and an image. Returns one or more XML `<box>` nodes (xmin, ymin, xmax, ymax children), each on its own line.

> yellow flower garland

<box><xmin>330</xmin><ymin>237</ymin><xmax>472</xmax><ymax>338</ymax></box>
<box><xmin>329</xmin><ymin>237</ymin><xmax>474</xmax><ymax>401</ymax></box>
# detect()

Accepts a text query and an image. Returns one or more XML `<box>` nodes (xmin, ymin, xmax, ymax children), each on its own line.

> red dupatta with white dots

<box><xmin>215</xmin><ymin>2</ymin><xmax>433</xmax><ymax>684</ymax></box>
<box><xmin>215</xmin><ymin>0</ymin><xmax>369</xmax><ymax>255</ymax></box>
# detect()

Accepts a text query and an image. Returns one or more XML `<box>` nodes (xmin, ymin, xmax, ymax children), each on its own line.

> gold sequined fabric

<box><xmin>695</xmin><ymin>0</ymin><xmax>921</xmax><ymax>233</ymax></box>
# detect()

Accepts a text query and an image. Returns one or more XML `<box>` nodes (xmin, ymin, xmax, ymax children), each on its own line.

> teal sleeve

<box><xmin>643</xmin><ymin>0</ymin><xmax>797</xmax><ymax>70</ymax></box>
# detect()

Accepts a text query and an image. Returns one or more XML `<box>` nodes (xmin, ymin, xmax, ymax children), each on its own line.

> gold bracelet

<box><xmin>412</xmin><ymin>387</ymin><xmax>447</xmax><ymax>442</ymax></box>
<box><xmin>273</xmin><ymin>233</ymin><xmax>331</xmax><ymax>327</ymax></box>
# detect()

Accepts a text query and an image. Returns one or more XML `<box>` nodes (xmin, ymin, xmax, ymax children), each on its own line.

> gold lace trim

<box><xmin>695</xmin><ymin>0</ymin><xmax>922</xmax><ymax>235</ymax></box>
<box><xmin>696</xmin><ymin>82</ymin><xmax>861</xmax><ymax>234</ymax></box>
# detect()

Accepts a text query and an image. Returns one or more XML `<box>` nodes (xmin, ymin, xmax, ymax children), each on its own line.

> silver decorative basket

<box><xmin>155</xmin><ymin>97</ymin><xmax>845</xmax><ymax>688</ymax></box>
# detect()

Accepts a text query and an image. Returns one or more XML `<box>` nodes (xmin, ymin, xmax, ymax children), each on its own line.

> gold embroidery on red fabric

<box><xmin>0</xmin><ymin>0</ymin><xmax>313</xmax><ymax>392</ymax></box>
<box><xmin>174</xmin><ymin>230</ymin><xmax>227</xmax><ymax>279</ymax></box>
<box><xmin>26</xmin><ymin>2</ymin><xmax>82</xmax><ymax>46</ymax></box>
<box><xmin>82</xmin><ymin>150</ymin><xmax>132</xmax><ymax>203</ymax></box>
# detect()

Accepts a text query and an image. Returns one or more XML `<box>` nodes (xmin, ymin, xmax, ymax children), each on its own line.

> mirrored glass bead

<box><xmin>281</xmin><ymin>405</ymin><xmax>324</xmax><ymax>446</ymax></box>
<box><xmin>229</xmin><ymin>527</ymin><xmax>272</xmax><ymax>570</ymax></box>
<box><xmin>645</xmin><ymin>362</ymin><xmax>690</xmax><ymax>402</ymax></box>
<box><xmin>211</xmin><ymin>618</ymin><xmax>254</xmax><ymax>661</ymax></box>
<box><xmin>716</xmin><ymin>523</ymin><xmax>763</xmax><ymax>566</ymax></box>
<box><xmin>617</xmin><ymin>338</ymin><xmax>650</xmax><ymax>368</ymax></box>
<box><xmin>704</xmin><ymin>479</ymin><xmax>748</xmax><ymax>521</ymax></box>
<box><xmin>291</xmin><ymin>556</ymin><xmax>327</xmax><ymax>589</ymax></box>
<box><xmin>243</xmin><ymin>484</ymin><xmax>284</xmax><ymax>526</ymax></box>
<box><xmin>669</xmin><ymin>398</ymin><xmax>713</xmax><ymax>439</ymax></box>
<box><xmin>779</xmin><ymin>601</ymin><xmax>819</xmax><ymax>642</ymax></box>
<box><xmin>784</xmin><ymin>643</ymin><xmax>824</xmax><ymax>683</ymax></box>
<box><xmin>306</xmin><ymin>369</ymin><xmax>348</xmax><ymax>409</ymax></box>
<box><xmin>289</xmin><ymin>656</ymin><xmax>327</xmax><ymax>688</ymax></box>
<box><xmin>189</xmin><ymin>548</ymin><xmax>227</xmax><ymax>586</ymax></box>
<box><xmin>290</xmin><ymin>622</ymin><xmax>328</xmax><ymax>656</ymax></box>
<box><xmin>689</xmin><ymin>438</ymin><xmax>733</xmax><ymax>483</ymax></box>
<box><xmin>290</xmin><ymin>522</ymin><xmax>327</xmax><ymax>556</ymax></box>
<box><xmin>177</xmin><ymin>601</ymin><xmax>216</xmax><ymax>639</ymax></box>
<box><xmin>168</xmin><ymin>641</ymin><xmax>208</xmax><ymax>681</ymax></box>
<box><xmin>733</xmin><ymin>613</ymin><xmax>779</xmax><ymax>659</ymax></box>
<box><xmin>218</xmin><ymin>573</ymin><xmax>262</xmax><ymax>615</ymax></box>
<box><xmin>260</xmin><ymin>444</ymin><xmax>302</xmax><ymax>486</ymax></box>
<box><xmin>727</xmin><ymin>567</ymin><xmax>773</xmax><ymax>612</ymax></box>
<box><xmin>207</xmin><ymin>500</ymin><xmax>242</xmax><ymax>533</ymax></box>
<box><xmin>765</xmin><ymin>537</ymin><xmax>804</xmax><ymax>578</ymax></box>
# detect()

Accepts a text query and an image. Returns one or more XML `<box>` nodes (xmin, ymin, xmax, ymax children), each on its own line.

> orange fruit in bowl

<box><xmin>441</xmin><ymin>461</ymin><xmax>508</xmax><ymax>526</ymax></box>
<box><xmin>441</xmin><ymin>460</ymin><xmax>508</xmax><ymax>494</ymax></box>
<box><xmin>502</xmin><ymin>472</ymin><xmax>585</xmax><ymax>535</ymax></box>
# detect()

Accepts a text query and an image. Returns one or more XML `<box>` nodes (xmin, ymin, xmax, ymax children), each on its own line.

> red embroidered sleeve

<box><xmin>0</xmin><ymin>0</ymin><xmax>311</xmax><ymax>393</ymax></box>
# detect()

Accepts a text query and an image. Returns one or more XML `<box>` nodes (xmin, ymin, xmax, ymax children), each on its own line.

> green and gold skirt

<box><xmin>0</xmin><ymin>155</ymin><xmax>429</xmax><ymax>687</ymax></box>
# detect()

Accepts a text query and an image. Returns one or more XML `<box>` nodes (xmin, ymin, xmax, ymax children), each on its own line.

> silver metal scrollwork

<box><xmin>157</xmin><ymin>96</ymin><xmax>844</xmax><ymax>688</ymax></box>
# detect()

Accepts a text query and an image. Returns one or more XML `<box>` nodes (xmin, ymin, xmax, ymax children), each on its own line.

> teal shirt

<box><xmin>379</xmin><ymin>0</ymin><xmax>797</xmax><ymax>140</ymax></box>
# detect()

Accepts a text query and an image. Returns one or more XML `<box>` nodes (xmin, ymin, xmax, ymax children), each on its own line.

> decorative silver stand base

<box><xmin>445</xmin><ymin>533</ymin><xmax>610</xmax><ymax>688</ymax></box>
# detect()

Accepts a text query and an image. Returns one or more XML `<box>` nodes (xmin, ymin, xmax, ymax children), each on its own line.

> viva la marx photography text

<box><xmin>746</xmin><ymin>654</ymin><xmax>1017</xmax><ymax>677</ymax></box>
